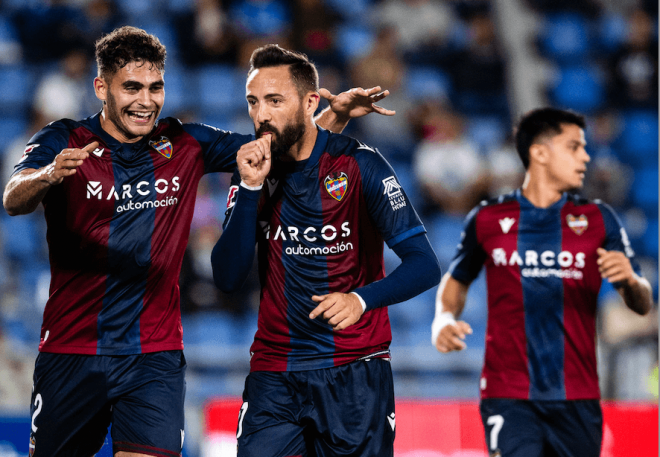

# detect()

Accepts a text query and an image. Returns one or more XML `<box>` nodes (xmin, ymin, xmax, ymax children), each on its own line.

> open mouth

<box><xmin>127</xmin><ymin>111</ymin><xmax>153</xmax><ymax>123</ymax></box>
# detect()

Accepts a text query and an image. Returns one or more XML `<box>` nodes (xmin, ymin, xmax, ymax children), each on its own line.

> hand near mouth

<box><xmin>237</xmin><ymin>135</ymin><xmax>271</xmax><ymax>188</ymax></box>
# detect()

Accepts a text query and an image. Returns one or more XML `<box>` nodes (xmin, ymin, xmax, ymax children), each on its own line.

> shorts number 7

<box><xmin>486</xmin><ymin>414</ymin><xmax>504</xmax><ymax>450</ymax></box>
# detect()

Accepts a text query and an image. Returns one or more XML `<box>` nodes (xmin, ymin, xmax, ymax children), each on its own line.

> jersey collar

<box><xmin>86</xmin><ymin>111</ymin><xmax>154</xmax><ymax>150</ymax></box>
<box><xmin>516</xmin><ymin>188</ymin><xmax>568</xmax><ymax>211</ymax></box>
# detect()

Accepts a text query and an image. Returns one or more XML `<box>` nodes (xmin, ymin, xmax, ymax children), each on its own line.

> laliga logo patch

<box><xmin>149</xmin><ymin>136</ymin><xmax>173</xmax><ymax>159</ymax></box>
<box><xmin>19</xmin><ymin>144</ymin><xmax>40</xmax><ymax>163</ymax></box>
<box><xmin>324</xmin><ymin>172</ymin><xmax>349</xmax><ymax>202</ymax></box>
<box><xmin>567</xmin><ymin>214</ymin><xmax>588</xmax><ymax>235</ymax></box>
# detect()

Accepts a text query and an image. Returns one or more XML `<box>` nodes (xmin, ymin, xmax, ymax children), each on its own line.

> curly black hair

<box><xmin>95</xmin><ymin>26</ymin><xmax>166</xmax><ymax>79</ymax></box>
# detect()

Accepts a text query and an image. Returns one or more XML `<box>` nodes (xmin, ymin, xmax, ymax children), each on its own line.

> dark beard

<box><xmin>255</xmin><ymin>109</ymin><xmax>306</xmax><ymax>159</ymax></box>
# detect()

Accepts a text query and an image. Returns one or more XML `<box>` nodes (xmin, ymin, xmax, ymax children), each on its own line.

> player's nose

<box><xmin>255</xmin><ymin>104</ymin><xmax>271</xmax><ymax>124</ymax></box>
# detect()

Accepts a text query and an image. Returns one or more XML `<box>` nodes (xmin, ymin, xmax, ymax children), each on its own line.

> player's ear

<box><xmin>529</xmin><ymin>143</ymin><xmax>549</xmax><ymax>166</ymax></box>
<box><xmin>305</xmin><ymin>92</ymin><xmax>320</xmax><ymax>117</ymax></box>
<box><xmin>94</xmin><ymin>76</ymin><xmax>108</xmax><ymax>104</ymax></box>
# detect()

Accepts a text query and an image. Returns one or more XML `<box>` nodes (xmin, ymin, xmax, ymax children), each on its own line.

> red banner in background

<box><xmin>204</xmin><ymin>398</ymin><xmax>658</xmax><ymax>457</ymax></box>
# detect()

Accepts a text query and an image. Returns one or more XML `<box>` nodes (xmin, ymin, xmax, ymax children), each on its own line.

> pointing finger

<box><xmin>81</xmin><ymin>141</ymin><xmax>99</xmax><ymax>152</ymax></box>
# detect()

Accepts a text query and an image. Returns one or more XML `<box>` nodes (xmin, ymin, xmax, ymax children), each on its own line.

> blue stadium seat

<box><xmin>335</xmin><ymin>24</ymin><xmax>375</xmax><ymax>61</ymax></box>
<box><xmin>615</xmin><ymin>110</ymin><xmax>659</xmax><ymax>166</ymax></box>
<box><xmin>168</xmin><ymin>0</ymin><xmax>194</xmax><ymax>13</ymax></box>
<box><xmin>630</xmin><ymin>168</ymin><xmax>658</xmax><ymax>216</ymax></box>
<box><xmin>405</xmin><ymin>66</ymin><xmax>451</xmax><ymax>102</ymax></box>
<box><xmin>114</xmin><ymin>0</ymin><xmax>159</xmax><ymax>19</ymax></box>
<box><xmin>0</xmin><ymin>117</ymin><xmax>27</xmax><ymax>144</ymax></box>
<box><xmin>158</xmin><ymin>66</ymin><xmax>190</xmax><ymax>117</ymax></box>
<box><xmin>229</xmin><ymin>0</ymin><xmax>291</xmax><ymax>37</ymax></box>
<box><xmin>196</xmin><ymin>65</ymin><xmax>246</xmax><ymax>115</ymax></box>
<box><xmin>0</xmin><ymin>214</ymin><xmax>39</xmax><ymax>261</ymax></box>
<box><xmin>183</xmin><ymin>311</ymin><xmax>243</xmax><ymax>346</ymax></box>
<box><xmin>0</xmin><ymin>66</ymin><xmax>34</xmax><ymax>113</ymax></box>
<box><xmin>549</xmin><ymin>65</ymin><xmax>605</xmax><ymax>114</ymax></box>
<box><xmin>597</xmin><ymin>13</ymin><xmax>627</xmax><ymax>53</ymax></box>
<box><xmin>642</xmin><ymin>218</ymin><xmax>658</xmax><ymax>257</ymax></box>
<box><xmin>325</xmin><ymin>0</ymin><xmax>372</xmax><ymax>17</ymax></box>
<box><xmin>540</xmin><ymin>13</ymin><xmax>591</xmax><ymax>62</ymax></box>
<box><xmin>467</xmin><ymin>116</ymin><xmax>507</xmax><ymax>151</ymax></box>
<box><xmin>0</xmin><ymin>14</ymin><xmax>19</xmax><ymax>44</ymax></box>
<box><xmin>426</xmin><ymin>213</ymin><xmax>466</xmax><ymax>271</ymax></box>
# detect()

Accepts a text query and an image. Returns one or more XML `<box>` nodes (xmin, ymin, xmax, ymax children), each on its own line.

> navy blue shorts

<box><xmin>29</xmin><ymin>351</ymin><xmax>186</xmax><ymax>457</ymax></box>
<box><xmin>237</xmin><ymin>358</ymin><xmax>395</xmax><ymax>457</ymax></box>
<box><xmin>480</xmin><ymin>399</ymin><xmax>602</xmax><ymax>457</ymax></box>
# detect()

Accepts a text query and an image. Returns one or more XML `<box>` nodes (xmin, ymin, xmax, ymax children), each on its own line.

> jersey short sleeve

<box><xmin>13</xmin><ymin>120</ymin><xmax>72</xmax><ymax>175</ymax></box>
<box><xmin>447</xmin><ymin>205</ymin><xmax>487</xmax><ymax>284</ymax></box>
<box><xmin>597</xmin><ymin>201</ymin><xmax>642</xmax><ymax>276</ymax></box>
<box><xmin>356</xmin><ymin>148</ymin><xmax>425</xmax><ymax>248</ymax></box>
<box><xmin>182</xmin><ymin>123</ymin><xmax>253</xmax><ymax>174</ymax></box>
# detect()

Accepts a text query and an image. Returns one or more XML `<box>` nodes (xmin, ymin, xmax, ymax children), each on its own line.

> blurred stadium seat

<box><xmin>0</xmin><ymin>66</ymin><xmax>33</xmax><ymax>113</ymax></box>
<box><xmin>539</xmin><ymin>13</ymin><xmax>591</xmax><ymax>62</ymax></box>
<box><xmin>549</xmin><ymin>65</ymin><xmax>605</xmax><ymax>114</ymax></box>
<box><xmin>615</xmin><ymin>110</ymin><xmax>659</xmax><ymax>166</ymax></box>
<box><xmin>405</xmin><ymin>66</ymin><xmax>451</xmax><ymax>102</ymax></box>
<box><xmin>334</xmin><ymin>23</ymin><xmax>375</xmax><ymax>61</ymax></box>
<box><xmin>195</xmin><ymin>65</ymin><xmax>246</xmax><ymax>115</ymax></box>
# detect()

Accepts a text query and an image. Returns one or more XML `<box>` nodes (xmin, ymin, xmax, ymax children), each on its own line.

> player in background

<box><xmin>2</xmin><ymin>26</ymin><xmax>395</xmax><ymax>457</ymax></box>
<box><xmin>431</xmin><ymin>107</ymin><xmax>653</xmax><ymax>457</ymax></box>
<box><xmin>210</xmin><ymin>44</ymin><xmax>441</xmax><ymax>457</ymax></box>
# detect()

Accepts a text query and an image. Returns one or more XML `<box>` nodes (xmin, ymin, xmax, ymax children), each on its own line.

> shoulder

<box><xmin>326</xmin><ymin>131</ymin><xmax>379</xmax><ymax>159</ymax></box>
<box><xmin>28</xmin><ymin>118</ymin><xmax>81</xmax><ymax>147</ymax></box>
<box><xmin>471</xmin><ymin>190</ymin><xmax>519</xmax><ymax>218</ymax></box>
<box><xmin>565</xmin><ymin>193</ymin><xmax>619</xmax><ymax>221</ymax></box>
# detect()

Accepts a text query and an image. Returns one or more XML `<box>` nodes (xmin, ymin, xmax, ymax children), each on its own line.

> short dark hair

<box><xmin>248</xmin><ymin>44</ymin><xmax>319</xmax><ymax>98</ymax></box>
<box><xmin>514</xmin><ymin>107</ymin><xmax>586</xmax><ymax>169</ymax></box>
<box><xmin>95</xmin><ymin>26</ymin><xmax>166</xmax><ymax>79</ymax></box>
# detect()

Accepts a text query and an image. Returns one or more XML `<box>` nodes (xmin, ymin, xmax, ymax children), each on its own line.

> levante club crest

<box><xmin>324</xmin><ymin>172</ymin><xmax>348</xmax><ymax>201</ymax></box>
<box><xmin>149</xmin><ymin>136</ymin><xmax>173</xmax><ymax>159</ymax></box>
<box><xmin>567</xmin><ymin>214</ymin><xmax>588</xmax><ymax>235</ymax></box>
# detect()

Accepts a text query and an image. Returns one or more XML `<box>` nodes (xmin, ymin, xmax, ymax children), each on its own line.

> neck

<box><xmin>283</xmin><ymin>120</ymin><xmax>318</xmax><ymax>162</ymax></box>
<box><xmin>520</xmin><ymin>171</ymin><xmax>564</xmax><ymax>208</ymax></box>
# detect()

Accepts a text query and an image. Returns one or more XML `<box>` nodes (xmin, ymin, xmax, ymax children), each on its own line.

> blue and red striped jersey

<box><xmin>226</xmin><ymin>128</ymin><xmax>426</xmax><ymax>372</ymax></box>
<box><xmin>13</xmin><ymin>112</ymin><xmax>252</xmax><ymax>355</ymax></box>
<box><xmin>449</xmin><ymin>189</ymin><xmax>641</xmax><ymax>400</ymax></box>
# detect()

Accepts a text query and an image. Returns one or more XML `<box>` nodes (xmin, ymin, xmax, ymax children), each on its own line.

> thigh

<box><xmin>237</xmin><ymin>371</ymin><xmax>309</xmax><ymax>457</ymax></box>
<box><xmin>480</xmin><ymin>399</ymin><xmax>544</xmax><ymax>457</ymax></box>
<box><xmin>309</xmin><ymin>359</ymin><xmax>395</xmax><ymax>457</ymax></box>
<box><xmin>541</xmin><ymin>400</ymin><xmax>602</xmax><ymax>457</ymax></box>
<box><xmin>30</xmin><ymin>353</ymin><xmax>111</xmax><ymax>457</ymax></box>
<box><xmin>109</xmin><ymin>351</ymin><xmax>187</xmax><ymax>457</ymax></box>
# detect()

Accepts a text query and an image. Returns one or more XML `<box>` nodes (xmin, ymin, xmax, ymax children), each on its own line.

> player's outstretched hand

<box><xmin>435</xmin><ymin>321</ymin><xmax>472</xmax><ymax>353</ymax></box>
<box><xmin>597</xmin><ymin>247</ymin><xmax>635</xmax><ymax>285</ymax></box>
<box><xmin>237</xmin><ymin>135</ymin><xmax>271</xmax><ymax>187</ymax></box>
<box><xmin>309</xmin><ymin>293</ymin><xmax>364</xmax><ymax>331</ymax></box>
<box><xmin>320</xmin><ymin>86</ymin><xmax>396</xmax><ymax>120</ymax></box>
<box><xmin>44</xmin><ymin>141</ymin><xmax>98</xmax><ymax>185</ymax></box>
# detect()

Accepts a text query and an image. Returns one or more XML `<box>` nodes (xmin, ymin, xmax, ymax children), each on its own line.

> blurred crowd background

<box><xmin>0</xmin><ymin>0</ymin><xmax>657</xmax><ymax>452</ymax></box>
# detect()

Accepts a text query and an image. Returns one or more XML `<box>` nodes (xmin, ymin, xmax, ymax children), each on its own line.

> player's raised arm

<box><xmin>3</xmin><ymin>141</ymin><xmax>98</xmax><ymax>216</ymax></box>
<box><xmin>432</xmin><ymin>273</ymin><xmax>473</xmax><ymax>353</ymax></box>
<box><xmin>314</xmin><ymin>86</ymin><xmax>395</xmax><ymax>134</ymax></box>
<box><xmin>211</xmin><ymin>137</ymin><xmax>271</xmax><ymax>293</ymax></box>
<box><xmin>597</xmin><ymin>247</ymin><xmax>653</xmax><ymax>315</ymax></box>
